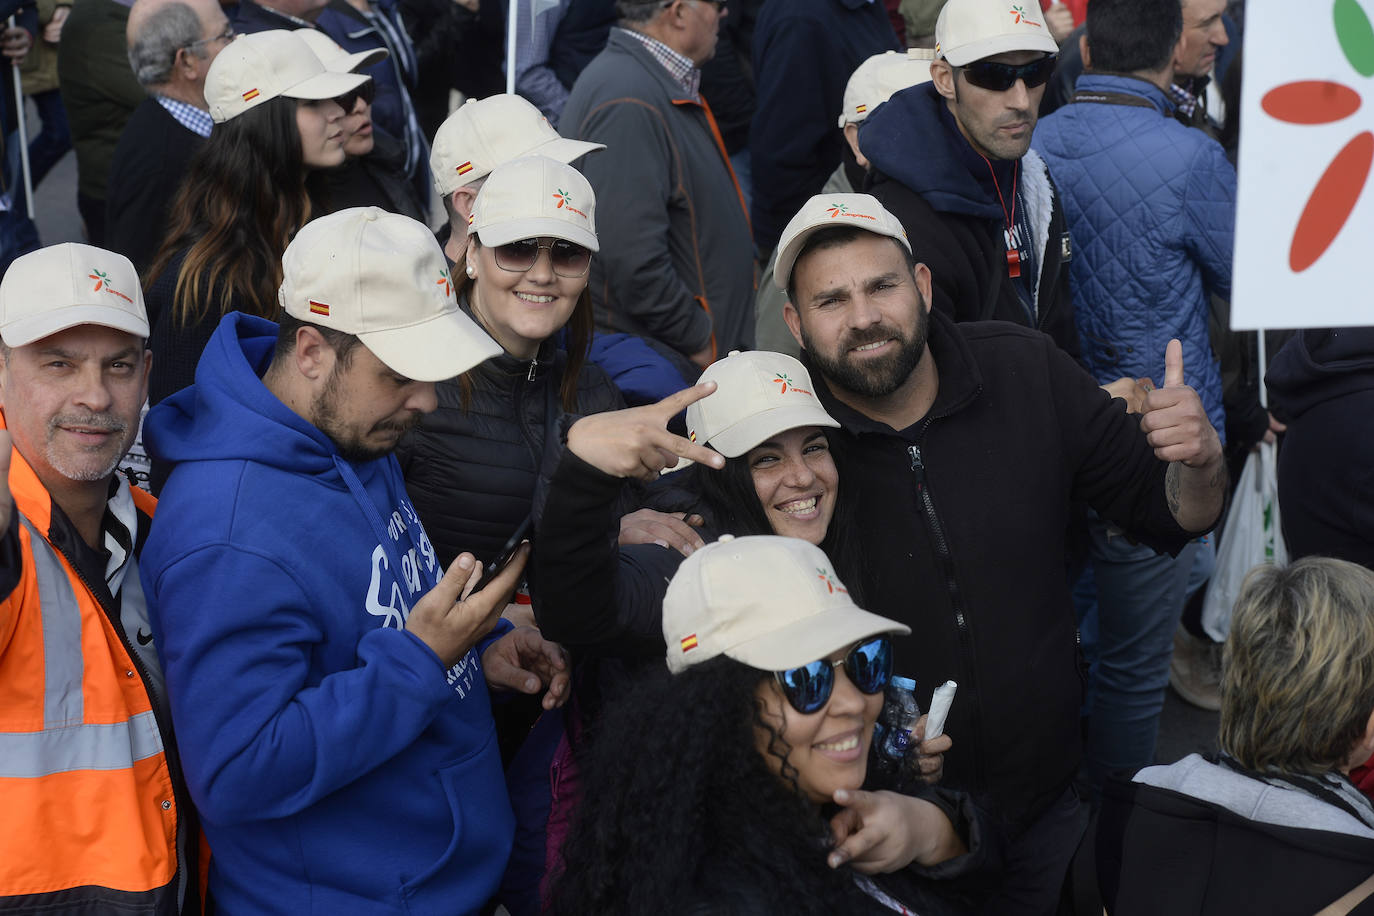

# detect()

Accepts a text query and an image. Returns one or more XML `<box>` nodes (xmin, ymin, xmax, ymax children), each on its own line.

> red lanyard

<box><xmin>982</xmin><ymin>155</ymin><xmax>1022</xmax><ymax>278</ymax></box>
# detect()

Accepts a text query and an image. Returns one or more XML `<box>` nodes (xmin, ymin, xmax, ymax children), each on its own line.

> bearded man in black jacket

<box><xmin>774</xmin><ymin>192</ymin><xmax>1228</xmax><ymax>915</ymax></box>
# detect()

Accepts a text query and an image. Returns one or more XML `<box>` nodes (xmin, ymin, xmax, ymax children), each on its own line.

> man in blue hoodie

<box><xmin>140</xmin><ymin>207</ymin><xmax>573</xmax><ymax>914</ymax></box>
<box><xmin>1033</xmin><ymin>0</ymin><xmax>1234</xmax><ymax>792</ymax></box>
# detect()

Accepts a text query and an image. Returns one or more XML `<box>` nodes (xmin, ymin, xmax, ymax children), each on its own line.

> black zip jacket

<box><xmin>398</xmin><ymin>332</ymin><xmax>623</xmax><ymax>571</ymax></box>
<box><xmin>859</xmin><ymin>82</ymin><xmax>1081</xmax><ymax>361</ymax></box>
<box><xmin>808</xmin><ymin>310</ymin><xmax>1195</xmax><ymax>832</ymax></box>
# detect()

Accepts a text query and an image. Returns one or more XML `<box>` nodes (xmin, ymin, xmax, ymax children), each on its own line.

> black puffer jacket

<box><xmin>398</xmin><ymin>334</ymin><xmax>623</xmax><ymax>570</ymax></box>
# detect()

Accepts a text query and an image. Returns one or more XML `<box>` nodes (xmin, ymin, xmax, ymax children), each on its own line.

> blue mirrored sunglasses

<box><xmin>774</xmin><ymin>635</ymin><xmax>893</xmax><ymax>715</ymax></box>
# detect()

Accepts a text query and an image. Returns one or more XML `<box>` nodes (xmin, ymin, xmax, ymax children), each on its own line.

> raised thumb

<box><xmin>1163</xmin><ymin>339</ymin><xmax>1185</xmax><ymax>388</ymax></box>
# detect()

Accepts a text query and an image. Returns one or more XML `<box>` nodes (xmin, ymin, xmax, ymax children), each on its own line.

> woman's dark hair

<box><xmin>454</xmin><ymin>239</ymin><xmax>594</xmax><ymax>412</ymax></box>
<box><xmin>692</xmin><ymin>430</ymin><xmax>867</xmax><ymax>603</ymax></box>
<box><xmin>145</xmin><ymin>96</ymin><xmax>312</xmax><ymax>328</ymax></box>
<box><xmin>549</xmin><ymin>657</ymin><xmax>872</xmax><ymax>914</ymax></box>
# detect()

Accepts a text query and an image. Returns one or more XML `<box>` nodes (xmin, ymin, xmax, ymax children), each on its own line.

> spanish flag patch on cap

<box><xmin>308</xmin><ymin>300</ymin><xmax>330</xmax><ymax>316</ymax></box>
<box><xmin>456</xmin><ymin>161</ymin><xmax>474</xmax><ymax>175</ymax></box>
<box><xmin>242</xmin><ymin>88</ymin><xmax>260</xmax><ymax>102</ymax></box>
<box><xmin>680</xmin><ymin>634</ymin><xmax>699</xmax><ymax>652</ymax></box>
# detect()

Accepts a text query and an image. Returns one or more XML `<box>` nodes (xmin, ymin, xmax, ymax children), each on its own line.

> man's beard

<box><xmin>45</xmin><ymin>412</ymin><xmax>131</xmax><ymax>482</ymax></box>
<box><xmin>801</xmin><ymin>298</ymin><xmax>929</xmax><ymax>400</ymax></box>
<box><xmin>311</xmin><ymin>367</ymin><xmax>421</xmax><ymax>463</ymax></box>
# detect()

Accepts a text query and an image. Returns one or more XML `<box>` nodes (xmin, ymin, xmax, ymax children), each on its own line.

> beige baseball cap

<box><xmin>469</xmin><ymin>155</ymin><xmax>599</xmax><ymax>252</ymax></box>
<box><xmin>204</xmin><ymin>30</ymin><xmax>368</xmax><ymax>124</ymax></box>
<box><xmin>774</xmin><ymin>193</ymin><xmax>911</xmax><ymax>291</ymax></box>
<box><xmin>430</xmin><ymin>93</ymin><xmax>605</xmax><ymax>196</ymax></box>
<box><xmin>278</xmin><ymin>207</ymin><xmax>502</xmax><ymax>382</ymax></box>
<box><xmin>294</xmin><ymin>28</ymin><xmax>387</xmax><ymax>74</ymax></box>
<box><xmin>838</xmin><ymin>49</ymin><xmax>935</xmax><ymax>127</ymax></box>
<box><xmin>686</xmin><ymin>350</ymin><xmax>838</xmax><ymax>458</ymax></box>
<box><xmin>934</xmin><ymin>0</ymin><xmax>1060</xmax><ymax>67</ymax></box>
<box><xmin>663</xmin><ymin>535</ymin><xmax>909</xmax><ymax>675</ymax></box>
<box><xmin>0</xmin><ymin>243</ymin><xmax>149</xmax><ymax>347</ymax></box>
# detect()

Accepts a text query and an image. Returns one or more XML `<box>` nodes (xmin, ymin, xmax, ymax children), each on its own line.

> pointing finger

<box><xmin>1163</xmin><ymin>338</ymin><xmax>1185</xmax><ymax>388</ymax></box>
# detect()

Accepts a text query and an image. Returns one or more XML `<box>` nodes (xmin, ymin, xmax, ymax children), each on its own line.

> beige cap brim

<box><xmin>728</xmin><ymin>606</ymin><xmax>910</xmax><ymax>672</ymax></box>
<box><xmin>2</xmin><ymin>303</ymin><xmax>150</xmax><ymax>347</ymax></box>
<box><xmin>708</xmin><ymin>403</ymin><xmax>841</xmax><ymax>458</ymax></box>
<box><xmin>358</xmin><ymin>305</ymin><xmax>503</xmax><ymax>382</ymax></box>
<box><xmin>340</xmin><ymin>47</ymin><xmax>387</xmax><ymax>72</ymax></box>
<box><xmin>283</xmin><ymin>69</ymin><xmax>369</xmax><ymax>102</ymax></box>
<box><xmin>475</xmin><ymin>216</ymin><xmax>600</xmax><ymax>253</ymax></box>
<box><xmin>529</xmin><ymin>135</ymin><xmax>606</xmax><ymax>164</ymax></box>
<box><xmin>940</xmin><ymin>32</ymin><xmax>1059</xmax><ymax>67</ymax></box>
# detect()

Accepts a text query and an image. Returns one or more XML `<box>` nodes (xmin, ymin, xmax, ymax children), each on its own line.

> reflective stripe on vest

<box><xmin>4</xmin><ymin>516</ymin><xmax>166</xmax><ymax>777</ymax></box>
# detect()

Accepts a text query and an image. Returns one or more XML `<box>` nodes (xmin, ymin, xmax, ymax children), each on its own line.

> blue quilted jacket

<box><xmin>1033</xmin><ymin>74</ymin><xmax>1234</xmax><ymax>440</ymax></box>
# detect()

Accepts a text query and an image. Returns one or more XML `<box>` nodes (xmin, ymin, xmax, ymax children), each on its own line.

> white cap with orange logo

<box><xmin>0</xmin><ymin>243</ymin><xmax>149</xmax><ymax>347</ymax></box>
<box><xmin>934</xmin><ymin>0</ymin><xmax>1059</xmax><ymax>67</ymax></box>
<box><xmin>773</xmin><ymin>193</ymin><xmax>912</xmax><ymax>291</ymax></box>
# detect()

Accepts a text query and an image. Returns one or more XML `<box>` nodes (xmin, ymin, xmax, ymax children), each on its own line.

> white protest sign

<box><xmin>1232</xmin><ymin>0</ymin><xmax>1374</xmax><ymax>329</ymax></box>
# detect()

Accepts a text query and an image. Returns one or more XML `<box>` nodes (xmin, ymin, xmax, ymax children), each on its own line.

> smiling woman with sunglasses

<box><xmin>550</xmin><ymin>535</ymin><xmax>988</xmax><ymax>915</ymax></box>
<box><xmin>398</xmin><ymin>154</ymin><xmax>623</xmax><ymax>578</ymax></box>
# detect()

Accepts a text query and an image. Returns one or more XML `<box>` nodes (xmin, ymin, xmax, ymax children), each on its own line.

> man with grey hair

<box><xmin>560</xmin><ymin>0</ymin><xmax>754</xmax><ymax>370</ymax></box>
<box><xmin>105</xmin><ymin>0</ymin><xmax>231</xmax><ymax>275</ymax></box>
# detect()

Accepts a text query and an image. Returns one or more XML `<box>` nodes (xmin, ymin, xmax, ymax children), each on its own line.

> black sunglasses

<box><xmin>334</xmin><ymin>79</ymin><xmax>376</xmax><ymax>111</ymax></box>
<box><xmin>774</xmin><ymin>636</ymin><xmax>894</xmax><ymax>715</ymax></box>
<box><xmin>493</xmin><ymin>237</ymin><xmax>593</xmax><ymax>278</ymax></box>
<box><xmin>958</xmin><ymin>54</ymin><xmax>1058</xmax><ymax>92</ymax></box>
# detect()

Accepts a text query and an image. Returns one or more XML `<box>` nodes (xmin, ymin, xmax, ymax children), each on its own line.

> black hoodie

<box><xmin>1266</xmin><ymin>328</ymin><xmax>1374</xmax><ymax>569</ymax></box>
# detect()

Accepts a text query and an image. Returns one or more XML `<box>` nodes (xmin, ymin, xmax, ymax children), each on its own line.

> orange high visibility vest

<box><xmin>0</xmin><ymin>438</ymin><xmax>186</xmax><ymax>910</ymax></box>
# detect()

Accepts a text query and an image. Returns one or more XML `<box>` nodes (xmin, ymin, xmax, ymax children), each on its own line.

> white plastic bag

<box><xmin>1201</xmin><ymin>441</ymin><xmax>1288</xmax><ymax>642</ymax></box>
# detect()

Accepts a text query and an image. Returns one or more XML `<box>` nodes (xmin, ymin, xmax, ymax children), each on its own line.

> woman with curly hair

<box><xmin>549</xmin><ymin>535</ymin><xmax>985</xmax><ymax>915</ymax></box>
<box><xmin>143</xmin><ymin>29</ymin><xmax>366</xmax><ymax>412</ymax></box>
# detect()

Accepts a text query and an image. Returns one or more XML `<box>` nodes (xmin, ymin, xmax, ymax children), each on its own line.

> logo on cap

<box><xmin>552</xmin><ymin>189</ymin><xmax>588</xmax><ymax>219</ymax></box>
<box><xmin>242</xmin><ymin>88</ymin><xmax>260</xmax><ymax>101</ymax></box>
<box><xmin>681</xmin><ymin>634</ymin><xmax>699</xmax><ymax>652</ymax></box>
<box><xmin>437</xmin><ymin>269</ymin><xmax>452</xmax><ymax>298</ymax></box>
<box><xmin>816</xmin><ymin>567</ymin><xmax>848</xmax><ymax>595</ymax></box>
<box><xmin>309</xmin><ymin>299</ymin><xmax>330</xmax><ymax>316</ymax></box>
<box><xmin>774</xmin><ymin>372</ymin><xmax>812</xmax><ymax>396</ymax></box>
<box><xmin>689</xmin><ymin>430</ymin><xmax>697</xmax><ymax>442</ymax></box>
<box><xmin>1010</xmin><ymin>4</ymin><xmax>1040</xmax><ymax>26</ymax></box>
<box><xmin>88</xmin><ymin>268</ymin><xmax>134</xmax><ymax>303</ymax></box>
<box><xmin>826</xmin><ymin>201</ymin><xmax>879</xmax><ymax>222</ymax></box>
<box><xmin>855</xmin><ymin>104</ymin><xmax>868</xmax><ymax>114</ymax></box>
<box><xmin>456</xmin><ymin>161</ymin><xmax>474</xmax><ymax>175</ymax></box>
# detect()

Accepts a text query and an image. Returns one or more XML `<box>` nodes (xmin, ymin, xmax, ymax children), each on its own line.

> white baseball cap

<box><xmin>934</xmin><ymin>0</ymin><xmax>1060</xmax><ymax>67</ymax></box>
<box><xmin>686</xmin><ymin>350</ymin><xmax>838</xmax><ymax>458</ymax></box>
<box><xmin>278</xmin><ymin>207</ymin><xmax>502</xmax><ymax>382</ymax></box>
<box><xmin>663</xmin><ymin>535</ymin><xmax>909</xmax><ymax>675</ymax></box>
<box><xmin>0</xmin><ymin>243</ymin><xmax>149</xmax><ymax>347</ymax></box>
<box><xmin>430</xmin><ymin>93</ymin><xmax>606</xmax><ymax>196</ymax></box>
<box><xmin>774</xmin><ymin>193</ymin><xmax>911</xmax><ymax>291</ymax></box>
<box><xmin>838</xmin><ymin>48</ymin><xmax>935</xmax><ymax>127</ymax></box>
<box><xmin>294</xmin><ymin>28</ymin><xmax>387</xmax><ymax>74</ymax></box>
<box><xmin>469</xmin><ymin>155</ymin><xmax>599</xmax><ymax>252</ymax></box>
<box><xmin>204</xmin><ymin>30</ymin><xmax>368</xmax><ymax>124</ymax></box>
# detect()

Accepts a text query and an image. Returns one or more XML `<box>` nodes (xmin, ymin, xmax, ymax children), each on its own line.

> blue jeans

<box><xmin>1083</xmin><ymin>514</ymin><xmax>1203</xmax><ymax>789</ymax></box>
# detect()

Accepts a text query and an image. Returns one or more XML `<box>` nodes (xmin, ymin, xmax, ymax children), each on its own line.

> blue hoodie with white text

<box><xmin>140</xmin><ymin>313</ymin><xmax>514</xmax><ymax>915</ymax></box>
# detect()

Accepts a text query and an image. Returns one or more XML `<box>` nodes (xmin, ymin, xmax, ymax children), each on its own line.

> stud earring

<box><xmin>465</xmin><ymin>262</ymin><xmax>476</xmax><ymax>279</ymax></box>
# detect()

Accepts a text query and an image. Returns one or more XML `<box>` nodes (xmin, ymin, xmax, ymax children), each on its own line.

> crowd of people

<box><xmin>1</xmin><ymin>0</ymin><xmax>1371</xmax><ymax>913</ymax></box>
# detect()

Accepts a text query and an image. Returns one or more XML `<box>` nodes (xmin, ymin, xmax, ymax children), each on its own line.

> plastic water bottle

<box><xmin>874</xmin><ymin>676</ymin><xmax>921</xmax><ymax>789</ymax></box>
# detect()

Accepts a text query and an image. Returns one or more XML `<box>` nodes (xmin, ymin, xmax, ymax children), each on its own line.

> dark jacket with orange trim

<box><xmin>561</xmin><ymin>27</ymin><xmax>756</xmax><ymax>361</ymax></box>
<box><xmin>0</xmin><ymin>424</ymin><xmax>200</xmax><ymax>914</ymax></box>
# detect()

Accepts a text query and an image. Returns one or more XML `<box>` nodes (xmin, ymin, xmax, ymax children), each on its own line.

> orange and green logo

<box><xmin>437</xmin><ymin>269</ymin><xmax>452</xmax><ymax>298</ymax></box>
<box><xmin>1010</xmin><ymin>5</ymin><xmax>1040</xmax><ymax>26</ymax></box>
<box><xmin>552</xmin><ymin>188</ymin><xmax>588</xmax><ymax>219</ymax></box>
<box><xmin>774</xmin><ymin>372</ymin><xmax>812</xmax><ymax>396</ymax></box>
<box><xmin>816</xmin><ymin>567</ymin><xmax>848</xmax><ymax>595</ymax></box>
<box><xmin>826</xmin><ymin>201</ymin><xmax>878</xmax><ymax>221</ymax></box>
<box><xmin>1261</xmin><ymin>0</ymin><xmax>1374</xmax><ymax>271</ymax></box>
<box><xmin>88</xmin><ymin>268</ymin><xmax>133</xmax><ymax>303</ymax></box>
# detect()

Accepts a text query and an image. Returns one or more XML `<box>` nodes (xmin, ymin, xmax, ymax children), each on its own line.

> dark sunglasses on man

<box><xmin>959</xmin><ymin>53</ymin><xmax>1058</xmax><ymax>92</ymax></box>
